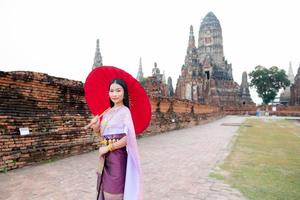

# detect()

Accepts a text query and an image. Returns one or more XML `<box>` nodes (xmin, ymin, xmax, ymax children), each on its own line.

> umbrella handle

<box><xmin>84</xmin><ymin>107</ymin><xmax>110</xmax><ymax>130</ymax></box>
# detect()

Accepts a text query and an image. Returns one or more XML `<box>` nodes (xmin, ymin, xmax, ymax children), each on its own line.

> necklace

<box><xmin>101</xmin><ymin>105</ymin><xmax>124</xmax><ymax>129</ymax></box>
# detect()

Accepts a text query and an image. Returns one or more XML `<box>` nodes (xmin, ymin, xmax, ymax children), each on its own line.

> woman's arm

<box><xmin>85</xmin><ymin>108</ymin><xmax>110</xmax><ymax>134</ymax></box>
<box><xmin>111</xmin><ymin>136</ymin><xmax>127</xmax><ymax>150</ymax></box>
<box><xmin>85</xmin><ymin>115</ymin><xmax>99</xmax><ymax>130</ymax></box>
<box><xmin>85</xmin><ymin>115</ymin><xmax>103</xmax><ymax>138</ymax></box>
<box><xmin>99</xmin><ymin>136</ymin><xmax>127</xmax><ymax>156</ymax></box>
<box><xmin>90</xmin><ymin>122</ymin><xmax>101</xmax><ymax>137</ymax></box>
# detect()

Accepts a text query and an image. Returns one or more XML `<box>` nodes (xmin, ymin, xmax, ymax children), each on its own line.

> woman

<box><xmin>89</xmin><ymin>78</ymin><xmax>143</xmax><ymax>200</ymax></box>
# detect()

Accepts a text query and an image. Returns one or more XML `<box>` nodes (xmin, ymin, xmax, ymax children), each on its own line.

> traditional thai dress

<box><xmin>96</xmin><ymin>106</ymin><xmax>143</xmax><ymax>200</ymax></box>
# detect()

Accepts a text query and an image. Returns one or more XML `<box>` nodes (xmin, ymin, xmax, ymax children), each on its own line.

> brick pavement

<box><xmin>0</xmin><ymin>116</ymin><xmax>247</xmax><ymax>200</ymax></box>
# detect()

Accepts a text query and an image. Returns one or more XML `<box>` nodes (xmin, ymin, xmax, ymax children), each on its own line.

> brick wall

<box><xmin>263</xmin><ymin>105</ymin><xmax>300</xmax><ymax>116</ymax></box>
<box><xmin>144</xmin><ymin>96</ymin><xmax>222</xmax><ymax>136</ymax></box>
<box><xmin>224</xmin><ymin>104</ymin><xmax>300</xmax><ymax>117</ymax></box>
<box><xmin>0</xmin><ymin>71</ymin><xmax>95</xmax><ymax>171</ymax></box>
<box><xmin>222</xmin><ymin>104</ymin><xmax>257</xmax><ymax>115</ymax></box>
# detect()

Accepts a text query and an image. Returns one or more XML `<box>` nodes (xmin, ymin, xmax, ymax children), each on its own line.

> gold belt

<box><xmin>99</xmin><ymin>138</ymin><xmax>120</xmax><ymax>146</ymax></box>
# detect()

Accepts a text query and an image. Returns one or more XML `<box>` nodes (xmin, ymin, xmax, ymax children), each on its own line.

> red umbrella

<box><xmin>84</xmin><ymin>66</ymin><xmax>151</xmax><ymax>135</ymax></box>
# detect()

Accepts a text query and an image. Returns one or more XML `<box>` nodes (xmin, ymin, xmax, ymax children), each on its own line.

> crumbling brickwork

<box><xmin>0</xmin><ymin>71</ymin><xmax>96</xmax><ymax>171</ymax></box>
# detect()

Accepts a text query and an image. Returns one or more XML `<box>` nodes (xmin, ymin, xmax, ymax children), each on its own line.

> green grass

<box><xmin>209</xmin><ymin>171</ymin><xmax>225</xmax><ymax>180</ymax></box>
<box><xmin>213</xmin><ymin>118</ymin><xmax>300</xmax><ymax>200</ymax></box>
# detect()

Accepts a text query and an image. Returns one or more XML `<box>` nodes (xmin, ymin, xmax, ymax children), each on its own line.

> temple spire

<box><xmin>92</xmin><ymin>39</ymin><xmax>103</xmax><ymax>70</ymax></box>
<box><xmin>240</xmin><ymin>71</ymin><xmax>253</xmax><ymax>103</ymax></box>
<box><xmin>136</xmin><ymin>57</ymin><xmax>144</xmax><ymax>82</ymax></box>
<box><xmin>184</xmin><ymin>25</ymin><xmax>197</xmax><ymax>67</ymax></box>
<box><xmin>288</xmin><ymin>61</ymin><xmax>294</xmax><ymax>83</ymax></box>
<box><xmin>188</xmin><ymin>25</ymin><xmax>196</xmax><ymax>48</ymax></box>
<box><xmin>167</xmin><ymin>77</ymin><xmax>174</xmax><ymax>96</ymax></box>
<box><xmin>162</xmin><ymin>70</ymin><xmax>166</xmax><ymax>84</ymax></box>
<box><xmin>297</xmin><ymin>63</ymin><xmax>300</xmax><ymax>80</ymax></box>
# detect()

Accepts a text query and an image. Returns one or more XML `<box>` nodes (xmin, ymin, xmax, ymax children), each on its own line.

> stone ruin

<box><xmin>92</xmin><ymin>39</ymin><xmax>103</xmax><ymax>70</ymax></box>
<box><xmin>175</xmin><ymin>12</ymin><xmax>254</xmax><ymax>108</ymax></box>
<box><xmin>134</xmin><ymin>13</ymin><xmax>254</xmax><ymax>108</ymax></box>
<box><xmin>290</xmin><ymin>64</ymin><xmax>300</xmax><ymax>106</ymax></box>
<box><xmin>280</xmin><ymin>62</ymin><xmax>295</xmax><ymax>105</ymax></box>
<box><xmin>144</xmin><ymin>62</ymin><xmax>168</xmax><ymax>97</ymax></box>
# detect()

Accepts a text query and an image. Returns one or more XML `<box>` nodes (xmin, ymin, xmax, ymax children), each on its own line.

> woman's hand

<box><xmin>90</xmin><ymin>115</ymin><xmax>100</xmax><ymax>124</ymax></box>
<box><xmin>99</xmin><ymin>146</ymin><xmax>109</xmax><ymax>157</ymax></box>
<box><xmin>84</xmin><ymin>115</ymin><xmax>100</xmax><ymax>131</ymax></box>
<box><xmin>90</xmin><ymin>122</ymin><xmax>100</xmax><ymax>134</ymax></box>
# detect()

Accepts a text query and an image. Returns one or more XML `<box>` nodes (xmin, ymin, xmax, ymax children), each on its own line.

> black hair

<box><xmin>109</xmin><ymin>78</ymin><xmax>130</xmax><ymax>108</ymax></box>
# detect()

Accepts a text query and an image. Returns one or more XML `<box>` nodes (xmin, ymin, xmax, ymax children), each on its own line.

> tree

<box><xmin>249</xmin><ymin>65</ymin><xmax>290</xmax><ymax>105</ymax></box>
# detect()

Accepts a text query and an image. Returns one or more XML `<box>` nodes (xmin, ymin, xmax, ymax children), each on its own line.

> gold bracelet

<box><xmin>111</xmin><ymin>143</ymin><xmax>114</xmax><ymax>151</ymax></box>
<box><xmin>107</xmin><ymin>143</ymin><xmax>113</xmax><ymax>152</ymax></box>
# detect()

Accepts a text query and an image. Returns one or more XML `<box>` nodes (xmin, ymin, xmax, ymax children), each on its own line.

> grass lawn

<box><xmin>212</xmin><ymin>118</ymin><xmax>300</xmax><ymax>200</ymax></box>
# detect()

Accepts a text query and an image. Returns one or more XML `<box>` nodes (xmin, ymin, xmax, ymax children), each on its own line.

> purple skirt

<box><xmin>97</xmin><ymin>134</ymin><xmax>127</xmax><ymax>200</ymax></box>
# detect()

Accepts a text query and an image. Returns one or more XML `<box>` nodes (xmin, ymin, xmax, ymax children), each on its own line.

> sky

<box><xmin>0</xmin><ymin>0</ymin><xmax>299</xmax><ymax>104</ymax></box>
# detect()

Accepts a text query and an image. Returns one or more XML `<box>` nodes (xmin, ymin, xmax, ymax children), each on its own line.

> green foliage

<box><xmin>249</xmin><ymin>65</ymin><xmax>290</xmax><ymax>104</ymax></box>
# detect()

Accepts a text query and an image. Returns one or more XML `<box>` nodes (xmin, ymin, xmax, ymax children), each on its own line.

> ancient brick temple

<box><xmin>144</xmin><ymin>62</ymin><xmax>171</xmax><ymax>97</ymax></box>
<box><xmin>175</xmin><ymin>12</ymin><xmax>253</xmax><ymax>106</ymax></box>
<box><xmin>290</xmin><ymin>65</ymin><xmax>300</xmax><ymax>105</ymax></box>
<box><xmin>280</xmin><ymin>62</ymin><xmax>295</xmax><ymax>105</ymax></box>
